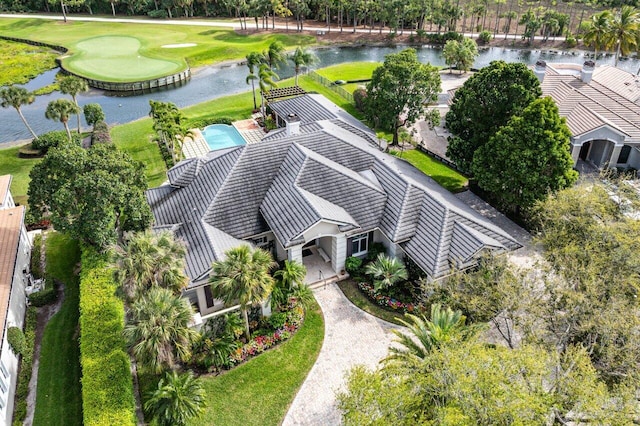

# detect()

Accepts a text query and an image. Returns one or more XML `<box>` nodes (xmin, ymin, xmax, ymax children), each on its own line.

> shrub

<box><xmin>28</xmin><ymin>286</ymin><xmax>57</xmax><ymax>306</ymax></box>
<box><xmin>565</xmin><ymin>35</ymin><xmax>577</xmax><ymax>48</ymax></box>
<box><xmin>426</xmin><ymin>31</ymin><xmax>463</xmax><ymax>44</ymax></box>
<box><xmin>478</xmin><ymin>30</ymin><xmax>492</xmax><ymax>44</ymax></box>
<box><xmin>80</xmin><ymin>247</ymin><xmax>136</xmax><ymax>426</ymax></box>
<box><xmin>7</xmin><ymin>327</ymin><xmax>26</xmax><ymax>355</ymax></box>
<box><xmin>12</xmin><ymin>307</ymin><xmax>36</xmax><ymax>424</ymax></box>
<box><xmin>84</xmin><ymin>103</ymin><xmax>105</xmax><ymax>126</ymax></box>
<box><xmin>147</xmin><ymin>9</ymin><xmax>167</xmax><ymax>18</ymax></box>
<box><xmin>30</xmin><ymin>234</ymin><xmax>43</xmax><ymax>279</ymax></box>
<box><xmin>353</xmin><ymin>88</ymin><xmax>368</xmax><ymax>112</ymax></box>
<box><xmin>416</xmin><ymin>29</ymin><xmax>427</xmax><ymax>39</ymax></box>
<box><xmin>268</xmin><ymin>312</ymin><xmax>288</xmax><ymax>330</ymax></box>
<box><xmin>32</xmin><ymin>130</ymin><xmax>81</xmax><ymax>153</ymax></box>
<box><xmin>91</xmin><ymin>120</ymin><xmax>112</xmax><ymax>145</ymax></box>
<box><xmin>366</xmin><ymin>242</ymin><xmax>386</xmax><ymax>262</ymax></box>
<box><xmin>265</xmin><ymin>116</ymin><xmax>277</xmax><ymax>131</ymax></box>
<box><xmin>186</xmin><ymin>116</ymin><xmax>233</xmax><ymax>128</ymax></box>
<box><xmin>345</xmin><ymin>256</ymin><xmax>363</xmax><ymax>275</ymax></box>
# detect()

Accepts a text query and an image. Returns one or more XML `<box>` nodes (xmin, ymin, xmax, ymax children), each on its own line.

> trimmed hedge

<box><xmin>79</xmin><ymin>247</ymin><xmax>136</xmax><ymax>426</ymax></box>
<box><xmin>30</xmin><ymin>234</ymin><xmax>43</xmax><ymax>279</ymax></box>
<box><xmin>7</xmin><ymin>327</ymin><xmax>26</xmax><ymax>355</ymax></box>
<box><xmin>12</xmin><ymin>307</ymin><xmax>37</xmax><ymax>424</ymax></box>
<box><xmin>91</xmin><ymin>121</ymin><xmax>112</xmax><ymax>145</ymax></box>
<box><xmin>32</xmin><ymin>131</ymin><xmax>81</xmax><ymax>154</ymax></box>
<box><xmin>28</xmin><ymin>286</ymin><xmax>57</xmax><ymax>307</ymax></box>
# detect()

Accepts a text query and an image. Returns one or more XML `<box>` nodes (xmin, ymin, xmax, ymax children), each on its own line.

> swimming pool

<box><xmin>202</xmin><ymin>124</ymin><xmax>246</xmax><ymax>151</ymax></box>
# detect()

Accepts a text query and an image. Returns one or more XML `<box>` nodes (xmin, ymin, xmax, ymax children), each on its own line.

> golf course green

<box><xmin>61</xmin><ymin>35</ymin><xmax>185</xmax><ymax>81</ymax></box>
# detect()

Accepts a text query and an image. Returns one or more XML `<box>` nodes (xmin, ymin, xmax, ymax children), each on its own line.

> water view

<box><xmin>2</xmin><ymin>45</ymin><xmax>639</xmax><ymax>144</ymax></box>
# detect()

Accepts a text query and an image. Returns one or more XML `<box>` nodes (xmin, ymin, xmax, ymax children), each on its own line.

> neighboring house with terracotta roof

<box><xmin>0</xmin><ymin>175</ymin><xmax>30</xmax><ymax>424</ymax></box>
<box><xmin>146</xmin><ymin>95</ymin><xmax>521</xmax><ymax>319</ymax></box>
<box><xmin>535</xmin><ymin>61</ymin><xmax>640</xmax><ymax>169</ymax></box>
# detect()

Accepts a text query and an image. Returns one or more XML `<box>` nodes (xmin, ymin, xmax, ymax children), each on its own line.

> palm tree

<box><xmin>0</xmin><ymin>86</ymin><xmax>38</xmax><ymax>139</ymax></box>
<box><xmin>264</xmin><ymin>41</ymin><xmax>286</xmax><ymax>70</ymax></box>
<box><xmin>289</xmin><ymin>46</ymin><xmax>318</xmax><ymax>85</ymax></box>
<box><xmin>45</xmin><ymin>99</ymin><xmax>80</xmax><ymax>141</ymax></box>
<box><xmin>583</xmin><ymin>10</ymin><xmax>613</xmax><ymax>63</ymax></box>
<box><xmin>258</xmin><ymin>63</ymin><xmax>279</xmax><ymax>121</ymax></box>
<box><xmin>124</xmin><ymin>287</ymin><xmax>199</xmax><ymax>373</ymax></box>
<box><xmin>58</xmin><ymin>75</ymin><xmax>89</xmax><ymax>133</ymax></box>
<box><xmin>272</xmin><ymin>260</ymin><xmax>307</xmax><ymax>308</ymax></box>
<box><xmin>383</xmin><ymin>304</ymin><xmax>476</xmax><ymax>368</ymax></box>
<box><xmin>112</xmin><ymin>230</ymin><xmax>188</xmax><ymax>301</ymax></box>
<box><xmin>144</xmin><ymin>370</ymin><xmax>206</xmax><ymax>426</ymax></box>
<box><xmin>209</xmin><ymin>246</ymin><xmax>276</xmax><ymax>340</ymax></box>
<box><xmin>364</xmin><ymin>253</ymin><xmax>408</xmax><ymax>291</ymax></box>
<box><xmin>245</xmin><ymin>52</ymin><xmax>264</xmax><ymax>111</ymax></box>
<box><xmin>607</xmin><ymin>6</ymin><xmax>640</xmax><ymax>67</ymax></box>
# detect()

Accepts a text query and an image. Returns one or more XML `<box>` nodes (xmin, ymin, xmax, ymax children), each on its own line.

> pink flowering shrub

<box><xmin>229</xmin><ymin>301</ymin><xmax>304</xmax><ymax>366</ymax></box>
<box><xmin>357</xmin><ymin>282</ymin><xmax>423</xmax><ymax>313</ymax></box>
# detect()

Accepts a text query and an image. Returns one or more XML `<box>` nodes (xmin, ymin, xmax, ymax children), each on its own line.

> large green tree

<box><xmin>125</xmin><ymin>287</ymin><xmax>199</xmax><ymax>373</ymax></box>
<box><xmin>208</xmin><ymin>246</ymin><xmax>276</xmax><ymax>340</ymax></box>
<box><xmin>442</xmin><ymin>37</ymin><xmax>478</xmax><ymax>73</ymax></box>
<box><xmin>364</xmin><ymin>48</ymin><xmax>440</xmax><ymax>146</ymax></box>
<box><xmin>27</xmin><ymin>143</ymin><xmax>152</xmax><ymax>248</ymax></box>
<box><xmin>58</xmin><ymin>74</ymin><xmax>89</xmax><ymax>133</ymax></box>
<box><xmin>445</xmin><ymin>61</ymin><xmax>542</xmax><ymax>173</ymax></box>
<box><xmin>112</xmin><ymin>230</ymin><xmax>188</xmax><ymax>302</ymax></box>
<box><xmin>471</xmin><ymin>96</ymin><xmax>578</xmax><ymax>214</ymax></box>
<box><xmin>0</xmin><ymin>86</ymin><xmax>38</xmax><ymax>139</ymax></box>
<box><xmin>45</xmin><ymin>98</ymin><xmax>81</xmax><ymax>141</ymax></box>
<box><xmin>144</xmin><ymin>370</ymin><xmax>206</xmax><ymax>426</ymax></box>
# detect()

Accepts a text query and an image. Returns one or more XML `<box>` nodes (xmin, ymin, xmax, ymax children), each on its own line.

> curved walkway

<box><xmin>282</xmin><ymin>282</ymin><xmax>400</xmax><ymax>425</ymax></box>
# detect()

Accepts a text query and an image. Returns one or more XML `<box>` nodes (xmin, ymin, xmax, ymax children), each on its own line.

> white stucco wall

<box><xmin>372</xmin><ymin>229</ymin><xmax>404</xmax><ymax>260</ymax></box>
<box><xmin>301</xmin><ymin>222</ymin><xmax>341</xmax><ymax>243</ymax></box>
<box><xmin>331</xmin><ymin>235</ymin><xmax>347</xmax><ymax>273</ymax></box>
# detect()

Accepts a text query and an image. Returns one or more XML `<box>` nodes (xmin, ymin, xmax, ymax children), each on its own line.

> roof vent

<box><xmin>533</xmin><ymin>60</ymin><xmax>547</xmax><ymax>83</ymax></box>
<box><xmin>285</xmin><ymin>113</ymin><xmax>301</xmax><ymax>136</ymax></box>
<box><xmin>581</xmin><ymin>60</ymin><xmax>595</xmax><ymax>84</ymax></box>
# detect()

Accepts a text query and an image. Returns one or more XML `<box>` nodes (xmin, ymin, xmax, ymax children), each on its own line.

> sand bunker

<box><xmin>162</xmin><ymin>43</ymin><xmax>197</xmax><ymax>48</ymax></box>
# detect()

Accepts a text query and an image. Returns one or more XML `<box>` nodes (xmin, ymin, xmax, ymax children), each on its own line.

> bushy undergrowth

<box><xmin>12</xmin><ymin>307</ymin><xmax>37</xmax><ymax>424</ymax></box>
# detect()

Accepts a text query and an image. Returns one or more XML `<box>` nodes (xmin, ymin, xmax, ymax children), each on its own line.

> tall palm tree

<box><xmin>112</xmin><ymin>230</ymin><xmax>188</xmax><ymax>301</ymax></box>
<box><xmin>124</xmin><ymin>287</ymin><xmax>199</xmax><ymax>373</ymax></box>
<box><xmin>59</xmin><ymin>75</ymin><xmax>89</xmax><ymax>133</ymax></box>
<box><xmin>45</xmin><ymin>98</ymin><xmax>80</xmax><ymax>141</ymax></box>
<box><xmin>264</xmin><ymin>40</ymin><xmax>286</xmax><ymax>70</ymax></box>
<box><xmin>383</xmin><ymin>304</ymin><xmax>476</xmax><ymax>368</ymax></box>
<box><xmin>209</xmin><ymin>246</ymin><xmax>276</xmax><ymax>340</ymax></box>
<box><xmin>258</xmin><ymin>63</ymin><xmax>279</xmax><ymax>121</ymax></box>
<box><xmin>144</xmin><ymin>370</ymin><xmax>206</xmax><ymax>426</ymax></box>
<box><xmin>245</xmin><ymin>52</ymin><xmax>264</xmax><ymax>111</ymax></box>
<box><xmin>583</xmin><ymin>10</ymin><xmax>614</xmax><ymax>63</ymax></box>
<box><xmin>607</xmin><ymin>5</ymin><xmax>640</xmax><ymax>67</ymax></box>
<box><xmin>365</xmin><ymin>253</ymin><xmax>408</xmax><ymax>291</ymax></box>
<box><xmin>0</xmin><ymin>86</ymin><xmax>38</xmax><ymax>139</ymax></box>
<box><xmin>289</xmin><ymin>46</ymin><xmax>319</xmax><ymax>85</ymax></box>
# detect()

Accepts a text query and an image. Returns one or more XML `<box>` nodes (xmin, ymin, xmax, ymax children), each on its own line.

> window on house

<box><xmin>204</xmin><ymin>285</ymin><xmax>215</xmax><ymax>309</ymax></box>
<box><xmin>617</xmin><ymin>145</ymin><xmax>632</xmax><ymax>164</ymax></box>
<box><xmin>0</xmin><ymin>376</ymin><xmax>6</xmax><ymax>394</ymax></box>
<box><xmin>0</xmin><ymin>360</ymin><xmax>8</xmax><ymax>379</ymax></box>
<box><xmin>351</xmin><ymin>233</ymin><xmax>369</xmax><ymax>257</ymax></box>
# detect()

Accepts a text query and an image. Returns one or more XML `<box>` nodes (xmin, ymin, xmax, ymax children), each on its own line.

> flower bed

<box><xmin>357</xmin><ymin>282</ymin><xmax>422</xmax><ymax>314</ymax></box>
<box><xmin>229</xmin><ymin>303</ymin><xmax>305</xmax><ymax>366</ymax></box>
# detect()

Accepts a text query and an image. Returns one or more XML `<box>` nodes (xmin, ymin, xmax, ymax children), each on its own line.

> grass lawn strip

<box><xmin>315</xmin><ymin>61</ymin><xmax>379</xmax><ymax>82</ymax></box>
<box><xmin>336</xmin><ymin>280</ymin><xmax>404</xmax><ymax>326</ymax></box>
<box><xmin>33</xmin><ymin>233</ymin><xmax>83</xmax><ymax>426</ymax></box>
<box><xmin>138</xmin><ymin>300</ymin><xmax>324</xmax><ymax>426</ymax></box>
<box><xmin>392</xmin><ymin>149</ymin><xmax>468</xmax><ymax>193</ymax></box>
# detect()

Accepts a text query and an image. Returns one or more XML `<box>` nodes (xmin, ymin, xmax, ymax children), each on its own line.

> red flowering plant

<box><xmin>357</xmin><ymin>282</ymin><xmax>422</xmax><ymax>313</ymax></box>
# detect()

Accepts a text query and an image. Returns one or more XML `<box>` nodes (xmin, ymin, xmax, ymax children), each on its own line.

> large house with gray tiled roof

<box><xmin>147</xmin><ymin>95</ymin><xmax>521</xmax><ymax>318</ymax></box>
<box><xmin>535</xmin><ymin>61</ymin><xmax>640</xmax><ymax>169</ymax></box>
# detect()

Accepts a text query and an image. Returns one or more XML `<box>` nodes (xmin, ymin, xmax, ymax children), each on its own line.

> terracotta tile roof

<box><xmin>0</xmin><ymin>206</ymin><xmax>25</xmax><ymax>341</ymax></box>
<box><xmin>0</xmin><ymin>175</ymin><xmax>11</xmax><ymax>207</ymax></box>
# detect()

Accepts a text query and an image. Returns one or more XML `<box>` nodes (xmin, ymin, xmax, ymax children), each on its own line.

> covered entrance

<box><xmin>301</xmin><ymin>238</ymin><xmax>338</xmax><ymax>285</ymax></box>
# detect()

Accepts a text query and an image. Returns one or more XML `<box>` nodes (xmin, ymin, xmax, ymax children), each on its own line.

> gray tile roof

<box><xmin>268</xmin><ymin>94</ymin><xmax>337</xmax><ymax>123</ymax></box>
<box><xmin>147</xmin><ymin>94</ymin><xmax>522</xmax><ymax>286</ymax></box>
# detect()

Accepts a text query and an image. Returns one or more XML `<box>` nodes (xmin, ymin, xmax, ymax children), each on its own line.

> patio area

<box><xmin>182</xmin><ymin>118</ymin><xmax>266</xmax><ymax>159</ymax></box>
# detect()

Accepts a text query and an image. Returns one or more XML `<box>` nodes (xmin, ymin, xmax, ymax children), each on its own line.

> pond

<box><xmin>1</xmin><ymin>45</ymin><xmax>639</xmax><ymax>145</ymax></box>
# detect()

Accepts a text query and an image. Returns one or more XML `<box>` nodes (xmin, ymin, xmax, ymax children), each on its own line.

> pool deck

<box><xmin>182</xmin><ymin>119</ymin><xmax>266</xmax><ymax>159</ymax></box>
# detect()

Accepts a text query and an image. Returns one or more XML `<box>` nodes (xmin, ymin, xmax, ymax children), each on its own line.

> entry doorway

<box><xmin>579</xmin><ymin>142</ymin><xmax>591</xmax><ymax>161</ymax></box>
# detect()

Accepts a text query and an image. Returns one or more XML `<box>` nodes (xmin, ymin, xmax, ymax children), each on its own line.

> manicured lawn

<box><xmin>315</xmin><ymin>61</ymin><xmax>380</xmax><ymax>82</ymax></box>
<box><xmin>337</xmin><ymin>280</ymin><xmax>404</xmax><ymax>326</ymax></box>
<box><xmin>0</xmin><ymin>39</ymin><xmax>57</xmax><ymax>86</ymax></box>
<box><xmin>33</xmin><ymin>233</ymin><xmax>83</xmax><ymax>426</ymax></box>
<box><xmin>0</xmin><ymin>18</ymin><xmax>314</xmax><ymax>80</ymax></box>
<box><xmin>63</xmin><ymin>35</ymin><xmax>185</xmax><ymax>81</ymax></box>
<box><xmin>140</xmin><ymin>300</ymin><xmax>324</xmax><ymax>426</ymax></box>
<box><xmin>391</xmin><ymin>149</ymin><xmax>468</xmax><ymax>193</ymax></box>
<box><xmin>0</xmin><ymin>145</ymin><xmax>40</xmax><ymax>206</ymax></box>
